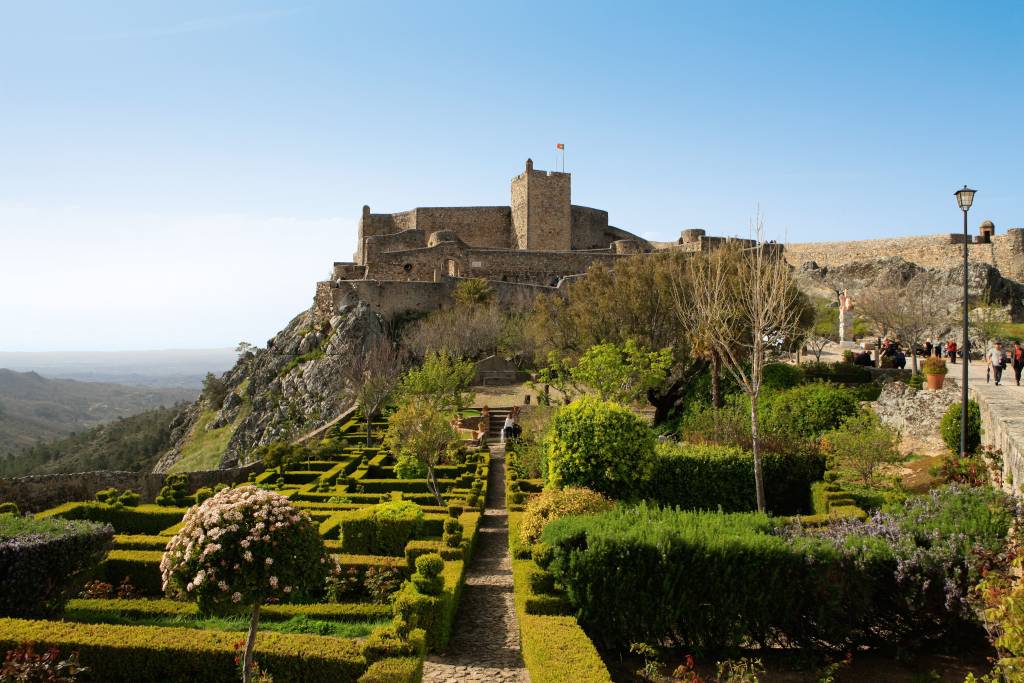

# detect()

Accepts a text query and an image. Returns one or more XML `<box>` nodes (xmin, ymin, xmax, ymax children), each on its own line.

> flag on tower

<box><xmin>556</xmin><ymin>143</ymin><xmax>564</xmax><ymax>150</ymax></box>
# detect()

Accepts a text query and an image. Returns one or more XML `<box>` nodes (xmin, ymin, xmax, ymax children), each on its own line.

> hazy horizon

<box><xmin>3</xmin><ymin>1</ymin><xmax>1022</xmax><ymax>351</ymax></box>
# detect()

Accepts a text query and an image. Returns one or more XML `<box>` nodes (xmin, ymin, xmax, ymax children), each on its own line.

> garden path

<box><xmin>421</xmin><ymin>441</ymin><xmax>530</xmax><ymax>683</ymax></box>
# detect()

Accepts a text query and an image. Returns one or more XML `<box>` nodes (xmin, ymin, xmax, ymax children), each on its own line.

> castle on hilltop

<box><xmin>314</xmin><ymin>160</ymin><xmax>758</xmax><ymax>322</ymax></box>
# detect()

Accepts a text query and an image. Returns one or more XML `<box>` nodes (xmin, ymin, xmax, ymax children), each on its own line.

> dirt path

<box><xmin>421</xmin><ymin>443</ymin><xmax>529</xmax><ymax>683</ymax></box>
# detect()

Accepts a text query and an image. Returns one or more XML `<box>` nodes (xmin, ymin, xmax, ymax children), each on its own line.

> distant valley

<box><xmin>0</xmin><ymin>368</ymin><xmax>196</xmax><ymax>455</ymax></box>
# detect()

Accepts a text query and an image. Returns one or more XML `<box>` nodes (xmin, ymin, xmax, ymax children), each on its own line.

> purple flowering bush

<box><xmin>160</xmin><ymin>485</ymin><xmax>337</xmax><ymax>682</ymax></box>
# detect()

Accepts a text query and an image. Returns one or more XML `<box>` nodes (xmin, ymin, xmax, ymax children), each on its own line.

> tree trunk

<box><xmin>750</xmin><ymin>395</ymin><xmax>766</xmax><ymax>513</ymax></box>
<box><xmin>366</xmin><ymin>412</ymin><xmax>373</xmax><ymax>447</ymax></box>
<box><xmin>911</xmin><ymin>344</ymin><xmax>919</xmax><ymax>374</ymax></box>
<box><xmin>648</xmin><ymin>358</ymin><xmax>709</xmax><ymax>424</ymax></box>
<box><xmin>710</xmin><ymin>354</ymin><xmax>722</xmax><ymax>409</ymax></box>
<box><xmin>426</xmin><ymin>466</ymin><xmax>444</xmax><ymax>507</ymax></box>
<box><xmin>242</xmin><ymin>602</ymin><xmax>261</xmax><ymax>683</ymax></box>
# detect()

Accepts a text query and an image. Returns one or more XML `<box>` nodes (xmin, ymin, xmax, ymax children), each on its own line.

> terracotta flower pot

<box><xmin>925</xmin><ymin>373</ymin><xmax>945</xmax><ymax>390</ymax></box>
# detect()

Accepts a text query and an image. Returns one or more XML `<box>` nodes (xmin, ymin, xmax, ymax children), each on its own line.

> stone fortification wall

<box><xmin>786</xmin><ymin>230</ymin><xmax>1024</xmax><ymax>281</ymax></box>
<box><xmin>0</xmin><ymin>461</ymin><xmax>264</xmax><ymax>513</ymax></box>
<box><xmin>356</xmin><ymin>206</ymin><xmax>512</xmax><ymax>263</ymax></box>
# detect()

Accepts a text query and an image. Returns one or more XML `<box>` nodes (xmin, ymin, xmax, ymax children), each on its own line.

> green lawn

<box><xmin>63</xmin><ymin>610</ymin><xmax>389</xmax><ymax>638</ymax></box>
<box><xmin>169</xmin><ymin>381</ymin><xmax>250</xmax><ymax>473</ymax></box>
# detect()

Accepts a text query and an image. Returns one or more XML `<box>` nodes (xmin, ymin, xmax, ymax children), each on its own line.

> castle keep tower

<box><xmin>510</xmin><ymin>158</ymin><xmax>571</xmax><ymax>251</ymax></box>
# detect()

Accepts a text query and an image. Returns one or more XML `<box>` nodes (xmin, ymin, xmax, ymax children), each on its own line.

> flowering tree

<box><xmin>160</xmin><ymin>486</ymin><xmax>337</xmax><ymax>683</ymax></box>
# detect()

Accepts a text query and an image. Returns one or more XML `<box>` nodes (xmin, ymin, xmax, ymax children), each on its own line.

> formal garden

<box><xmin>4</xmin><ymin>249</ymin><xmax>1024</xmax><ymax>683</ymax></box>
<box><xmin>0</xmin><ymin>355</ymin><xmax>492</xmax><ymax>682</ymax></box>
<box><xmin>503</xmin><ymin>352</ymin><xmax>1023</xmax><ymax>682</ymax></box>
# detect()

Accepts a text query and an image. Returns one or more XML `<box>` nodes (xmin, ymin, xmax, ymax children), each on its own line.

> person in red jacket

<box><xmin>1012</xmin><ymin>341</ymin><xmax>1024</xmax><ymax>386</ymax></box>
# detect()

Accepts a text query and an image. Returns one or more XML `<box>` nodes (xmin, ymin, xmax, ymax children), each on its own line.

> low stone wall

<box><xmin>970</xmin><ymin>382</ymin><xmax>1024</xmax><ymax>495</ymax></box>
<box><xmin>0</xmin><ymin>462</ymin><xmax>264</xmax><ymax>513</ymax></box>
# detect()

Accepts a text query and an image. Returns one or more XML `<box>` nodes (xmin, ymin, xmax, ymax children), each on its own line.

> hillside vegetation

<box><xmin>0</xmin><ymin>369</ymin><xmax>195</xmax><ymax>454</ymax></box>
<box><xmin>0</xmin><ymin>404</ymin><xmax>183</xmax><ymax>476</ymax></box>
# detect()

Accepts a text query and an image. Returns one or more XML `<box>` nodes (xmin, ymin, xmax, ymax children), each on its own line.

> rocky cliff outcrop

<box><xmin>798</xmin><ymin>256</ymin><xmax>1024</xmax><ymax>321</ymax></box>
<box><xmin>154</xmin><ymin>301</ymin><xmax>384</xmax><ymax>472</ymax></box>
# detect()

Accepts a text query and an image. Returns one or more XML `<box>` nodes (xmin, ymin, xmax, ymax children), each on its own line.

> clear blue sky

<box><xmin>2</xmin><ymin>1</ymin><xmax>1022</xmax><ymax>351</ymax></box>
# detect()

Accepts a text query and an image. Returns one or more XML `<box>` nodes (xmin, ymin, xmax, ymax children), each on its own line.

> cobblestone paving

<box><xmin>422</xmin><ymin>444</ymin><xmax>530</xmax><ymax>683</ymax></box>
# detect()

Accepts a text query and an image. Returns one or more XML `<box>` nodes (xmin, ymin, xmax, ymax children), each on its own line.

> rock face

<box><xmin>154</xmin><ymin>302</ymin><xmax>384</xmax><ymax>472</ymax></box>
<box><xmin>798</xmin><ymin>256</ymin><xmax>1024</xmax><ymax>321</ymax></box>
<box><xmin>872</xmin><ymin>380</ymin><xmax>959</xmax><ymax>454</ymax></box>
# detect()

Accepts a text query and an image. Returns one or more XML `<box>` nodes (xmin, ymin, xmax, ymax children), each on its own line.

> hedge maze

<box><xmin>1</xmin><ymin>412</ymin><xmax>492</xmax><ymax>683</ymax></box>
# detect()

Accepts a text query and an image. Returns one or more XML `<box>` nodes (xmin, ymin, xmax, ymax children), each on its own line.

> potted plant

<box><xmin>922</xmin><ymin>356</ymin><xmax>948</xmax><ymax>390</ymax></box>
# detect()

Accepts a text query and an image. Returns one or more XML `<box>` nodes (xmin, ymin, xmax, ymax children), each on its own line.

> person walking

<box><xmin>1013</xmin><ymin>341</ymin><xmax>1024</xmax><ymax>386</ymax></box>
<box><xmin>501</xmin><ymin>409</ymin><xmax>515</xmax><ymax>445</ymax></box>
<box><xmin>947</xmin><ymin>340</ymin><xmax>958</xmax><ymax>364</ymax></box>
<box><xmin>989</xmin><ymin>341</ymin><xmax>1007</xmax><ymax>386</ymax></box>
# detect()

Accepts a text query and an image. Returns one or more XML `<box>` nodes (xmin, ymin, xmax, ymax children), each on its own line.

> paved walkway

<box><xmin>422</xmin><ymin>444</ymin><xmax>529</xmax><ymax>683</ymax></box>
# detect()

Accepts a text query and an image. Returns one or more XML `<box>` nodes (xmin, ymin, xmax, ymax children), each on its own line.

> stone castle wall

<box><xmin>785</xmin><ymin>230</ymin><xmax>1024</xmax><ymax>281</ymax></box>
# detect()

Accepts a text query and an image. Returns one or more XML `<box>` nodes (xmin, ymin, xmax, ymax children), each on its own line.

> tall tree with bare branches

<box><xmin>671</xmin><ymin>222</ymin><xmax>807</xmax><ymax>512</ymax></box>
<box><xmin>857</xmin><ymin>287</ymin><xmax>948</xmax><ymax>373</ymax></box>
<box><xmin>344</xmin><ymin>336</ymin><xmax>405</xmax><ymax>445</ymax></box>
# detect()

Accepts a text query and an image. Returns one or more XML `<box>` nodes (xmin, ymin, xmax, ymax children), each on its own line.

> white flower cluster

<box><xmin>160</xmin><ymin>485</ymin><xmax>330</xmax><ymax>606</ymax></box>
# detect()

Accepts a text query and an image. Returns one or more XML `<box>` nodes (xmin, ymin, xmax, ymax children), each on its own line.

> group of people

<box><xmin>922</xmin><ymin>339</ymin><xmax>960</xmax><ymax>363</ymax></box>
<box><xmin>986</xmin><ymin>340</ymin><xmax>1024</xmax><ymax>386</ymax></box>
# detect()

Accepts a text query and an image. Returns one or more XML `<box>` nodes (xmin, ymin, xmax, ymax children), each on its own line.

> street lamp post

<box><xmin>955</xmin><ymin>185</ymin><xmax>976</xmax><ymax>458</ymax></box>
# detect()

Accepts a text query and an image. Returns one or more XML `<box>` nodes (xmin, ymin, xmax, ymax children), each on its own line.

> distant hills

<box><xmin>0</xmin><ymin>369</ymin><xmax>196</xmax><ymax>455</ymax></box>
<box><xmin>0</xmin><ymin>405</ymin><xmax>183</xmax><ymax>476</ymax></box>
<box><xmin>0</xmin><ymin>349</ymin><xmax>237</xmax><ymax>390</ymax></box>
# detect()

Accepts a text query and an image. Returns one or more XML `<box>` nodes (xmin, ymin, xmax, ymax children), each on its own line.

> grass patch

<box><xmin>169</xmin><ymin>388</ymin><xmax>251</xmax><ymax>473</ymax></box>
<box><xmin>65</xmin><ymin>609</ymin><xmax>388</xmax><ymax>637</ymax></box>
<box><xmin>0</xmin><ymin>512</ymin><xmax>93</xmax><ymax>538</ymax></box>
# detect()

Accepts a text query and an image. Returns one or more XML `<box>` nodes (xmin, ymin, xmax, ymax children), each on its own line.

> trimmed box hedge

<box><xmin>357</xmin><ymin>657</ymin><xmax>423</xmax><ymax>683</ymax></box>
<box><xmin>113</xmin><ymin>534</ymin><xmax>169</xmax><ymax>550</ymax></box>
<box><xmin>647</xmin><ymin>443</ymin><xmax>825</xmax><ymax>514</ymax></box>
<box><xmin>101</xmin><ymin>549</ymin><xmax>164</xmax><ymax>595</ymax></box>
<box><xmin>39</xmin><ymin>502</ymin><xmax>187</xmax><ymax>535</ymax></box>
<box><xmin>0</xmin><ymin>618</ymin><xmax>366</xmax><ymax>682</ymax></box>
<box><xmin>0</xmin><ymin>515</ymin><xmax>113</xmax><ymax>617</ymax></box>
<box><xmin>390</xmin><ymin>560</ymin><xmax>466</xmax><ymax>652</ymax></box>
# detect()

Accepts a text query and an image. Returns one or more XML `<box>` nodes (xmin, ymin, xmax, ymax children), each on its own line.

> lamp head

<box><xmin>955</xmin><ymin>185</ymin><xmax>976</xmax><ymax>211</ymax></box>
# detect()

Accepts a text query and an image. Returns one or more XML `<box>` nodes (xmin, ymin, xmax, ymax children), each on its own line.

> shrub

<box><xmin>39</xmin><ymin>503</ymin><xmax>184</xmax><ymax>535</ymax></box>
<box><xmin>822</xmin><ymin>411</ymin><xmax>901</xmax><ymax>486</ymax></box>
<box><xmin>364</xmin><ymin>566</ymin><xmax>405</xmax><ymax>603</ymax></box>
<box><xmin>335</xmin><ymin>501</ymin><xmax>425</xmax><ymax>556</ymax></box>
<box><xmin>803</xmin><ymin>361</ymin><xmax>871</xmax><ymax>384</ymax></box>
<box><xmin>0</xmin><ymin>619</ymin><xmax>364</xmax><ymax>683</ymax></box>
<box><xmin>760</xmin><ymin>383</ymin><xmax>859</xmax><ymax>438</ymax></box>
<box><xmin>762</xmin><ymin>362</ymin><xmax>804</xmax><ymax>390</ymax></box>
<box><xmin>442</xmin><ymin>518</ymin><xmax>463</xmax><ymax>548</ymax></box>
<box><xmin>545</xmin><ymin>397</ymin><xmax>655</xmax><ymax>498</ymax></box>
<box><xmin>940</xmin><ymin>400</ymin><xmax>982</xmax><ymax>455</ymax></box>
<box><xmin>520</xmin><ymin>487</ymin><xmax>612</xmax><ymax>546</ymax></box>
<box><xmin>907</xmin><ymin>373</ymin><xmax>924</xmax><ymax>390</ymax></box>
<box><xmin>0</xmin><ymin>515</ymin><xmax>113</xmax><ymax>618</ymax></box>
<box><xmin>194</xmin><ymin>487</ymin><xmax>214</xmax><ymax>504</ymax></box>
<box><xmin>160</xmin><ymin>485</ymin><xmax>337</xmax><ymax>681</ymax></box>
<box><xmin>541</xmin><ymin>491</ymin><xmax>1015</xmax><ymax>651</ymax></box>
<box><xmin>117</xmin><ymin>491</ymin><xmax>140</xmax><ymax>507</ymax></box>
<box><xmin>646</xmin><ymin>442</ymin><xmax>825</xmax><ymax>514</ymax></box>
<box><xmin>0</xmin><ymin>504</ymin><xmax>18</xmax><ymax>516</ymax></box>
<box><xmin>923</xmin><ymin>356</ymin><xmax>948</xmax><ymax>375</ymax></box>
<box><xmin>0</xmin><ymin>643</ymin><xmax>86</xmax><ymax>682</ymax></box>
<box><xmin>155</xmin><ymin>474</ymin><xmax>190</xmax><ymax>507</ymax></box>
<box><xmin>411</xmin><ymin>553</ymin><xmax>444</xmax><ymax>596</ymax></box>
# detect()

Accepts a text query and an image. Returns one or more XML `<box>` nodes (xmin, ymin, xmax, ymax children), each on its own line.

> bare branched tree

<box><xmin>858</xmin><ymin>287</ymin><xmax>948</xmax><ymax>373</ymax></box>
<box><xmin>671</xmin><ymin>217</ymin><xmax>806</xmax><ymax>512</ymax></box>
<box><xmin>344</xmin><ymin>336</ymin><xmax>405</xmax><ymax>446</ymax></box>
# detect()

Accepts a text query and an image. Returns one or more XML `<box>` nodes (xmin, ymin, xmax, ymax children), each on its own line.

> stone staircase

<box><xmin>485</xmin><ymin>407</ymin><xmax>513</xmax><ymax>444</ymax></box>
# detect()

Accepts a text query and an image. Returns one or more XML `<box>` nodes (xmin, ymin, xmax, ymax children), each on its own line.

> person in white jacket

<box><xmin>501</xmin><ymin>413</ymin><xmax>515</xmax><ymax>444</ymax></box>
